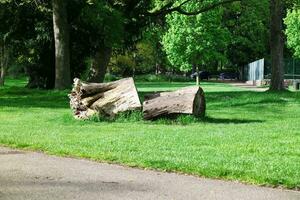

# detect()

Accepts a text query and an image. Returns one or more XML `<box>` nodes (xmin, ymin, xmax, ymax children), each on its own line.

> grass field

<box><xmin>0</xmin><ymin>78</ymin><xmax>300</xmax><ymax>189</ymax></box>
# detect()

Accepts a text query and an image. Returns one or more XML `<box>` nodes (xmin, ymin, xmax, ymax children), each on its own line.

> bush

<box><xmin>7</xmin><ymin>64</ymin><xmax>25</xmax><ymax>78</ymax></box>
<box><xmin>104</xmin><ymin>73</ymin><xmax>119</xmax><ymax>82</ymax></box>
<box><xmin>134</xmin><ymin>74</ymin><xmax>192</xmax><ymax>82</ymax></box>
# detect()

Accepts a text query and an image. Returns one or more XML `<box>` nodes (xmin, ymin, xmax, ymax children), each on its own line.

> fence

<box><xmin>243</xmin><ymin>58</ymin><xmax>300</xmax><ymax>81</ymax></box>
<box><xmin>243</xmin><ymin>58</ymin><xmax>264</xmax><ymax>81</ymax></box>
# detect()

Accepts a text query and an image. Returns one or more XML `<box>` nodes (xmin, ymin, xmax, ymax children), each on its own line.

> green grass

<box><xmin>0</xmin><ymin>78</ymin><xmax>300</xmax><ymax>189</ymax></box>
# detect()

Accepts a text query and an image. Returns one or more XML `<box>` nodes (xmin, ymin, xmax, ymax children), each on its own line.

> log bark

<box><xmin>69</xmin><ymin>78</ymin><xmax>141</xmax><ymax>119</ymax></box>
<box><xmin>143</xmin><ymin>86</ymin><xmax>206</xmax><ymax>120</ymax></box>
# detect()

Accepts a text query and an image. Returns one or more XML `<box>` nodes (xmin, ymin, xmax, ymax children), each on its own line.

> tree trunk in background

<box><xmin>0</xmin><ymin>45</ymin><xmax>4</xmax><ymax>86</ymax></box>
<box><xmin>88</xmin><ymin>46</ymin><xmax>112</xmax><ymax>83</ymax></box>
<box><xmin>0</xmin><ymin>43</ymin><xmax>8</xmax><ymax>87</ymax></box>
<box><xmin>0</xmin><ymin>65</ymin><xmax>5</xmax><ymax>86</ymax></box>
<box><xmin>269</xmin><ymin>0</ymin><xmax>285</xmax><ymax>91</ymax></box>
<box><xmin>52</xmin><ymin>0</ymin><xmax>71</xmax><ymax>89</ymax></box>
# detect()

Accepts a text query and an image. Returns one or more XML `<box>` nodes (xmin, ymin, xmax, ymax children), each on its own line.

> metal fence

<box><xmin>243</xmin><ymin>58</ymin><xmax>264</xmax><ymax>81</ymax></box>
<box><xmin>243</xmin><ymin>58</ymin><xmax>300</xmax><ymax>81</ymax></box>
<box><xmin>264</xmin><ymin>59</ymin><xmax>300</xmax><ymax>79</ymax></box>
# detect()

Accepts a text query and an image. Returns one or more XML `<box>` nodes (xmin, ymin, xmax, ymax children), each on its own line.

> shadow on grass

<box><xmin>201</xmin><ymin>117</ymin><xmax>264</xmax><ymax>124</ymax></box>
<box><xmin>0</xmin><ymin>87</ymin><xmax>69</xmax><ymax>109</ymax></box>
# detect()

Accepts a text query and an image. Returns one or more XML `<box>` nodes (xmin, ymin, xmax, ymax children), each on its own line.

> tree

<box><xmin>0</xmin><ymin>5</ymin><xmax>9</xmax><ymax>86</ymax></box>
<box><xmin>162</xmin><ymin>3</ymin><xmax>230</xmax><ymax>72</ymax></box>
<box><xmin>223</xmin><ymin>0</ymin><xmax>269</xmax><ymax>67</ymax></box>
<box><xmin>269</xmin><ymin>0</ymin><xmax>285</xmax><ymax>90</ymax></box>
<box><xmin>0</xmin><ymin>1</ymin><xmax>56</xmax><ymax>89</ymax></box>
<box><xmin>0</xmin><ymin>0</ymin><xmax>14</xmax><ymax>86</ymax></box>
<box><xmin>78</xmin><ymin>1</ymin><xmax>123</xmax><ymax>83</ymax></box>
<box><xmin>150</xmin><ymin>0</ymin><xmax>240</xmax><ymax>16</ymax></box>
<box><xmin>0</xmin><ymin>40</ymin><xmax>9</xmax><ymax>86</ymax></box>
<box><xmin>52</xmin><ymin>0</ymin><xmax>71</xmax><ymax>89</ymax></box>
<box><xmin>285</xmin><ymin>8</ymin><xmax>300</xmax><ymax>58</ymax></box>
<box><xmin>155</xmin><ymin>0</ymin><xmax>289</xmax><ymax>91</ymax></box>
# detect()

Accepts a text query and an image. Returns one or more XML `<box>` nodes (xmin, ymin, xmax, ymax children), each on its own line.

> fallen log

<box><xmin>69</xmin><ymin>78</ymin><xmax>142</xmax><ymax>119</ymax></box>
<box><xmin>142</xmin><ymin>86</ymin><xmax>206</xmax><ymax>120</ymax></box>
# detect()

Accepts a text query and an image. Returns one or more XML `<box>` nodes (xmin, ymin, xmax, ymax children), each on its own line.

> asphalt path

<box><xmin>0</xmin><ymin>147</ymin><xmax>299</xmax><ymax>200</ymax></box>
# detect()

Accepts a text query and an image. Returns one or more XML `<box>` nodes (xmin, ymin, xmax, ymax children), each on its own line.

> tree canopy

<box><xmin>285</xmin><ymin>7</ymin><xmax>300</xmax><ymax>58</ymax></box>
<box><xmin>1</xmin><ymin>0</ymin><xmax>300</xmax><ymax>91</ymax></box>
<box><xmin>162</xmin><ymin>2</ymin><xmax>229</xmax><ymax>71</ymax></box>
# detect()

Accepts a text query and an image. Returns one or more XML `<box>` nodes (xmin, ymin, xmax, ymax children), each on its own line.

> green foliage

<box><xmin>157</xmin><ymin>0</ymin><xmax>270</xmax><ymax>71</ymax></box>
<box><xmin>79</xmin><ymin>1</ymin><xmax>124</xmax><ymax>49</ymax></box>
<box><xmin>6</xmin><ymin>63</ymin><xmax>24</xmax><ymax>78</ymax></box>
<box><xmin>1</xmin><ymin>0</ymin><xmax>272</xmax><ymax>85</ymax></box>
<box><xmin>162</xmin><ymin>1</ymin><xmax>230</xmax><ymax>71</ymax></box>
<box><xmin>104</xmin><ymin>73</ymin><xmax>119</xmax><ymax>82</ymax></box>
<box><xmin>134</xmin><ymin>74</ymin><xmax>192</xmax><ymax>82</ymax></box>
<box><xmin>135</xmin><ymin>74</ymin><xmax>169</xmax><ymax>82</ymax></box>
<box><xmin>110</xmin><ymin>39</ymin><xmax>160</xmax><ymax>76</ymax></box>
<box><xmin>111</xmin><ymin>53</ymin><xmax>136</xmax><ymax>76</ymax></box>
<box><xmin>224</xmin><ymin>0</ymin><xmax>270</xmax><ymax>66</ymax></box>
<box><xmin>285</xmin><ymin>8</ymin><xmax>300</xmax><ymax>58</ymax></box>
<box><xmin>135</xmin><ymin>41</ymin><xmax>156</xmax><ymax>73</ymax></box>
<box><xmin>0</xmin><ymin>0</ymin><xmax>55</xmax><ymax>88</ymax></box>
<box><xmin>154</xmin><ymin>114</ymin><xmax>201</xmax><ymax>125</ymax></box>
<box><xmin>142</xmin><ymin>26</ymin><xmax>171</xmax><ymax>72</ymax></box>
<box><xmin>89</xmin><ymin>111</ymin><xmax>143</xmax><ymax>123</ymax></box>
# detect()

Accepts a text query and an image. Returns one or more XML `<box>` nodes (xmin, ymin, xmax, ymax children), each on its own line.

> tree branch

<box><xmin>148</xmin><ymin>0</ymin><xmax>193</xmax><ymax>16</ymax></box>
<box><xmin>149</xmin><ymin>0</ymin><xmax>241</xmax><ymax>16</ymax></box>
<box><xmin>176</xmin><ymin>0</ymin><xmax>240</xmax><ymax>15</ymax></box>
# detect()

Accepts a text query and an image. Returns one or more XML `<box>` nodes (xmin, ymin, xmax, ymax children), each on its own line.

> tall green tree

<box><xmin>153</xmin><ymin>0</ymin><xmax>296</xmax><ymax>91</ymax></box>
<box><xmin>224</xmin><ymin>0</ymin><xmax>269</xmax><ymax>67</ymax></box>
<box><xmin>285</xmin><ymin>7</ymin><xmax>300</xmax><ymax>58</ymax></box>
<box><xmin>162</xmin><ymin>2</ymin><xmax>230</xmax><ymax>72</ymax></box>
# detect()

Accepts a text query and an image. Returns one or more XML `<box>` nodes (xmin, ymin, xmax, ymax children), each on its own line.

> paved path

<box><xmin>0</xmin><ymin>147</ymin><xmax>299</xmax><ymax>200</ymax></box>
<box><xmin>230</xmin><ymin>82</ymin><xmax>268</xmax><ymax>92</ymax></box>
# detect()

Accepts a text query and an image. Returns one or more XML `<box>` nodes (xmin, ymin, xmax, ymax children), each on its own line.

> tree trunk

<box><xmin>52</xmin><ymin>0</ymin><xmax>71</xmax><ymax>89</ymax></box>
<box><xmin>0</xmin><ymin>45</ymin><xmax>4</xmax><ymax>86</ymax></box>
<box><xmin>143</xmin><ymin>86</ymin><xmax>206</xmax><ymax>120</ymax></box>
<box><xmin>69</xmin><ymin>78</ymin><xmax>141</xmax><ymax>119</ymax></box>
<box><xmin>0</xmin><ymin>43</ymin><xmax>9</xmax><ymax>87</ymax></box>
<box><xmin>0</xmin><ymin>65</ymin><xmax>5</xmax><ymax>86</ymax></box>
<box><xmin>88</xmin><ymin>46</ymin><xmax>112</xmax><ymax>83</ymax></box>
<box><xmin>269</xmin><ymin>0</ymin><xmax>285</xmax><ymax>91</ymax></box>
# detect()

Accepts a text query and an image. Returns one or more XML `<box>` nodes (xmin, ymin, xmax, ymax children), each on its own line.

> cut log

<box><xmin>143</xmin><ymin>86</ymin><xmax>206</xmax><ymax>120</ymax></box>
<box><xmin>69</xmin><ymin>78</ymin><xmax>142</xmax><ymax>119</ymax></box>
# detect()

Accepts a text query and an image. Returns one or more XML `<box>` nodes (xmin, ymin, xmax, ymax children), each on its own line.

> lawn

<box><xmin>0</xmin><ymin>78</ymin><xmax>300</xmax><ymax>189</ymax></box>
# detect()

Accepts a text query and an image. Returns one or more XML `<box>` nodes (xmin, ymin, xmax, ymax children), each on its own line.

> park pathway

<box><xmin>0</xmin><ymin>147</ymin><xmax>299</xmax><ymax>200</ymax></box>
<box><xmin>229</xmin><ymin>82</ymin><xmax>268</xmax><ymax>92</ymax></box>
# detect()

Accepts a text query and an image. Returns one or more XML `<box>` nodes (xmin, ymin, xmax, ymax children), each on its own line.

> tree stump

<box><xmin>142</xmin><ymin>86</ymin><xmax>206</xmax><ymax>120</ymax></box>
<box><xmin>69</xmin><ymin>78</ymin><xmax>142</xmax><ymax>119</ymax></box>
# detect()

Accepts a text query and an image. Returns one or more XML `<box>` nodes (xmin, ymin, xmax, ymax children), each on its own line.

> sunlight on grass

<box><xmin>136</xmin><ymin>81</ymin><xmax>246</xmax><ymax>92</ymax></box>
<box><xmin>0</xmin><ymin>79</ymin><xmax>300</xmax><ymax>189</ymax></box>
